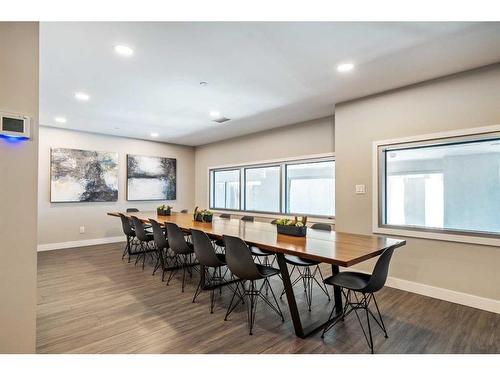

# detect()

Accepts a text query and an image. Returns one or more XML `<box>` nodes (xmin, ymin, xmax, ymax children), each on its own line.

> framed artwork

<box><xmin>127</xmin><ymin>154</ymin><xmax>177</xmax><ymax>201</ymax></box>
<box><xmin>50</xmin><ymin>148</ymin><xmax>119</xmax><ymax>202</ymax></box>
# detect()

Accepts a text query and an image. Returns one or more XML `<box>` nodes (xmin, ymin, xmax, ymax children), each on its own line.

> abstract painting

<box><xmin>127</xmin><ymin>154</ymin><xmax>176</xmax><ymax>201</ymax></box>
<box><xmin>50</xmin><ymin>148</ymin><xmax>119</xmax><ymax>202</ymax></box>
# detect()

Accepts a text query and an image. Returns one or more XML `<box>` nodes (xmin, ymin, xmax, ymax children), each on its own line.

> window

<box><xmin>376</xmin><ymin>130</ymin><xmax>500</xmax><ymax>242</ymax></box>
<box><xmin>212</xmin><ymin>169</ymin><xmax>240</xmax><ymax>210</ymax></box>
<box><xmin>286</xmin><ymin>161</ymin><xmax>335</xmax><ymax>216</ymax></box>
<box><xmin>209</xmin><ymin>156</ymin><xmax>335</xmax><ymax>217</ymax></box>
<box><xmin>245</xmin><ymin>166</ymin><xmax>280</xmax><ymax>212</ymax></box>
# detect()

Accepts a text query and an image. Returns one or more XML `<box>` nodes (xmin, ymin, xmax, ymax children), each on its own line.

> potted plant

<box><xmin>157</xmin><ymin>204</ymin><xmax>172</xmax><ymax>216</ymax></box>
<box><xmin>193</xmin><ymin>206</ymin><xmax>213</xmax><ymax>223</ymax></box>
<box><xmin>275</xmin><ymin>216</ymin><xmax>308</xmax><ymax>237</ymax></box>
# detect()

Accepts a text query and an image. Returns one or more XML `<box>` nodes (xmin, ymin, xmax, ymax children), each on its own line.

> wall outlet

<box><xmin>79</xmin><ymin>226</ymin><xmax>85</xmax><ymax>234</ymax></box>
<box><xmin>355</xmin><ymin>184</ymin><xmax>366</xmax><ymax>194</ymax></box>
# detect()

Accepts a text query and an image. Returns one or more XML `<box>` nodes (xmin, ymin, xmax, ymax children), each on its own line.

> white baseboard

<box><xmin>348</xmin><ymin>268</ymin><xmax>500</xmax><ymax>314</ymax></box>
<box><xmin>37</xmin><ymin>236</ymin><xmax>125</xmax><ymax>252</ymax></box>
<box><xmin>385</xmin><ymin>275</ymin><xmax>500</xmax><ymax>314</ymax></box>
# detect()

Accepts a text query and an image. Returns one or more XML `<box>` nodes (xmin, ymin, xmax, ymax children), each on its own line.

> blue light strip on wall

<box><xmin>0</xmin><ymin>134</ymin><xmax>29</xmax><ymax>143</ymax></box>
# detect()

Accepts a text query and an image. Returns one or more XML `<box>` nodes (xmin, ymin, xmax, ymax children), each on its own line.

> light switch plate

<box><xmin>355</xmin><ymin>184</ymin><xmax>366</xmax><ymax>194</ymax></box>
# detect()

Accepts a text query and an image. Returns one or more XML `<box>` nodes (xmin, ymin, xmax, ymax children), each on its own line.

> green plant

<box><xmin>199</xmin><ymin>209</ymin><xmax>213</xmax><ymax>216</ymax></box>
<box><xmin>157</xmin><ymin>204</ymin><xmax>172</xmax><ymax>210</ymax></box>
<box><xmin>275</xmin><ymin>216</ymin><xmax>307</xmax><ymax>227</ymax></box>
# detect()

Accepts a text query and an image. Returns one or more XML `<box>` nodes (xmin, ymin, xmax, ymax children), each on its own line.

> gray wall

<box><xmin>335</xmin><ymin>64</ymin><xmax>500</xmax><ymax>301</ymax></box>
<box><xmin>195</xmin><ymin>116</ymin><xmax>335</xmax><ymax>208</ymax></box>
<box><xmin>38</xmin><ymin>126</ymin><xmax>196</xmax><ymax>246</ymax></box>
<box><xmin>0</xmin><ymin>22</ymin><xmax>38</xmax><ymax>353</ymax></box>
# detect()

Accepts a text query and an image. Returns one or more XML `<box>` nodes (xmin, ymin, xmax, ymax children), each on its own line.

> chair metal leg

<box><xmin>166</xmin><ymin>256</ymin><xmax>179</xmax><ymax>286</ymax></box>
<box><xmin>181</xmin><ymin>255</ymin><xmax>187</xmax><ymax>292</ymax></box>
<box><xmin>371</xmin><ymin>294</ymin><xmax>388</xmax><ymax>338</ymax></box>
<box><xmin>122</xmin><ymin>237</ymin><xmax>130</xmax><ymax>260</ymax></box>
<box><xmin>364</xmin><ymin>295</ymin><xmax>374</xmax><ymax>354</ymax></box>
<box><xmin>248</xmin><ymin>281</ymin><xmax>258</xmax><ymax>335</ymax></box>
<box><xmin>224</xmin><ymin>281</ymin><xmax>244</xmax><ymax>321</ymax></box>
<box><xmin>192</xmin><ymin>272</ymin><xmax>204</xmax><ymax>303</ymax></box>
<box><xmin>263</xmin><ymin>278</ymin><xmax>284</xmax><ymax>321</ymax></box>
<box><xmin>315</xmin><ymin>265</ymin><xmax>331</xmax><ymax>301</ymax></box>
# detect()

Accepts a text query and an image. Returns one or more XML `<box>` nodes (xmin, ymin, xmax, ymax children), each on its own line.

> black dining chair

<box><xmin>119</xmin><ymin>213</ymin><xmax>137</xmax><ymax>262</ymax></box>
<box><xmin>180</xmin><ymin>209</ymin><xmax>188</xmax><ymax>213</ymax></box>
<box><xmin>223</xmin><ymin>235</ymin><xmax>284</xmax><ymax>335</ymax></box>
<box><xmin>149</xmin><ymin>219</ymin><xmax>172</xmax><ymax>280</ymax></box>
<box><xmin>280</xmin><ymin>222</ymin><xmax>331</xmax><ymax>311</ymax></box>
<box><xmin>191</xmin><ymin>229</ymin><xmax>229</xmax><ymax>313</ymax></box>
<box><xmin>131</xmin><ymin>216</ymin><xmax>156</xmax><ymax>270</ymax></box>
<box><xmin>214</xmin><ymin>213</ymin><xmax>232</xmax><ymax>250</ymax></box>
<box><xmin>241</xmin><ymin>216</ymin><xmax>276</xmax><ymax>267</ymax></box>
<box><xmin>311</xmin><ymin>223</ymin><xmax>332</xmax><ymax>231</ymax></box>
<box><xmin>165</xmin><ymin>222</ymin><xmax>197</xmax><ymax>292</ymax></box>
<box><xmin>321</xmin><ymin>245</ymin><xmax>398</xmax><ymax>354</ymax></box>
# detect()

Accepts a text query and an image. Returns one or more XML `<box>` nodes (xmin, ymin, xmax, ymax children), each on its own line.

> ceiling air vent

<box><xmin>213</xmin><ymin>117</ymin><xmax>231</xmax><ymax>124</ymax></box>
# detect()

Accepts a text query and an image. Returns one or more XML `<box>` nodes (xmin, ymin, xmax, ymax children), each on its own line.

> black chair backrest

<box><xmin>219</xmin><ymin>213</ymin><xmax>231</xmax><ymax>219</ymax></box>
<box><xmin>131</xmin><ymin>216</ymin><xmax>149</xmax><ymax>242</ymax></box>
<box><xmin>126</xmin><ymin>208</ymin><xmax>139</xmax><ymax>212</ymax></box>
<box><xmin>241</xmin><ymin>215</ymin><xmax>254</xmax><ymax>222</ymax></box>
<box><xmin>149</xmin><ymin>219</ymin><xmax>168</xmax><ymax>250</ymax></box>
<box><xmin>119</xmin><ymin>213</ymin><xmax>135</xmax><ymax>237</ymax></box>
<box><xmin>223</xmin><ymin>235</ymin><xmax>260</xmax><ymax>281</ymax></box>
<box><xmin>180</xmin><ymin>209</ymin><xmax>188</xmax><ymax>213</ymax></box>
<box><xmin>166</xmin><ymin>223</ymin><xmax>191</xmax><ymax>254</ymax></box>
<box><xmin>191</xmin><ymin>229</ymin><xmax>223</xmax><ymax>268</ymax></box>
<box><xmin>311</xmin><ymin>223</ymin><xmax>332</xmax><ymax>231</ymax></box>
<box><xmin>362</xmin><ymin>246</ymin><xmax>397</xmax><ymax>294</ymax></box>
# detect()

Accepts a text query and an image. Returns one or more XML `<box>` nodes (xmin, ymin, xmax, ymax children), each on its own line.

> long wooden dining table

<box><xmin>107</xmin><ymin>211</ymin><xmax>406</xmax><ymax>338</ymax></box>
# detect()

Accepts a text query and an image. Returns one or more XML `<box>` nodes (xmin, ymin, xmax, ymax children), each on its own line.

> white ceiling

<box><xmin>40</xmin><ymin>22</ymin><xmax>500</xmax><ymax>146</ymax></box>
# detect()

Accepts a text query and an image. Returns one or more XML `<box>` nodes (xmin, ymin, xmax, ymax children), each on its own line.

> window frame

<box><xmin>372</xmin><ymin>124</ymin><xmax>500</xmax><ymax>247</ymax></box>
<box><xmin>284</xmin><ymin>158</ymin><xmax>336</xmax><ymax>217</ymax></box>
<box><xmin>208</xmin><ymin>153</ymin><xmax>335</xmax><ymax>219</ymax></box>
<box><xmin>243</xmin><ymin>164</ymin><xmax>282</xmax><ymax>214</ymax></box>
<box><xmin>210</xmin><ymin>168</ymin><xmax>242</xmax><ymax>210</ymax></box>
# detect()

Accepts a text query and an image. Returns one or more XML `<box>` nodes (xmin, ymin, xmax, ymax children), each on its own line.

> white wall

<box><xmin>195</xmin><ymin>116</ymin><xmax>335</xmax><ymax>209</ymax></box>
<box><xmin>38</xmin><ymin>126</ymin><xmax>195</xmax><ymax>247</ymax></box>
<box><xmin>0</xmin><ymin>22</ymin><xmax>38</xmax><ymax>353</ymax></box>
<box><xmin>335</xmin><ymin>64</ymin><xmax>500</xmax><ymax>303</ymax></box>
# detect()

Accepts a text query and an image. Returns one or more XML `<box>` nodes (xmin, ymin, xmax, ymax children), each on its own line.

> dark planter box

<box><xmin>157</xmin><ymin>208</ymin><xmax>171</xmax><ymax>216</ymax></box>
<box><xmin>194</xmin><ymin>213</ymin><xmax>213</xmax><ymax>223</ymax></box>
<box><xmin>276</xmin><ymin>224</ymin><xmax>307</xmax><ymax>237</ymax></box>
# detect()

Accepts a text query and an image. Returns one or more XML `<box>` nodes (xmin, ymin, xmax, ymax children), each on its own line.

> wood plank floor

<box><xmin>37</xmin><ymin>242</ymin><xmax>499</xmax><ymax>354</ymax></box>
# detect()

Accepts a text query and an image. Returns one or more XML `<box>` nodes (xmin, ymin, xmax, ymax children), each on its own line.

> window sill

<box><xmin>210</xmin><ymin>209</ymin><xmax>335</xmax><ymax>225</ymax></box>
<box><xmin>373</xmin><ymin>225</ymin><xmax>500</xmax><ymax>247</ymax></box>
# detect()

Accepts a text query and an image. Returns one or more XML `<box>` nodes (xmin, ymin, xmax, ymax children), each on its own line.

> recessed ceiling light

<box><xmin>337</xmin><ymin>63</ymin><xmax>355</xmax><ymax>73</ymax></box>
<box><xmin>54</xmin><ymin>116</ymin><xmax>67</xmax><ymax>124</ymax></box>
<box><xmin>209</xmin><ymin>110</ymin><xmax>220</xmax><ymax>118</ymax></box>
<box><xmin>114</xmin><ymin>44</ymin><xmax>134</xmax><ymax>57</ymax></box>
<box><xmin>74</xmin><ymin>92</ymin><xmax>90</xmax><ymax>101</ymax></box>
<box><xmin>150</xmin><ymin>132</ymin><xmax>159</xmax><ymax>138</ymax></box>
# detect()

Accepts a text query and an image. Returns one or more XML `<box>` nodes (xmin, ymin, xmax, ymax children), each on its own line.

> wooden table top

<box><xmin>108</xmin><ymin>211</ymin><xmax>406</xmax><ymax>267</ymax></box>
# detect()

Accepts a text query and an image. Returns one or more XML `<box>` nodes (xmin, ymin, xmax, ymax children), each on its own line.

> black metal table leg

<box><xmin>276</xmin><ymin>252</ymin><xmax>305</xmax><ymax>337</ymax></box>
<box><xmin>276</xmin><ymin>252</ymin><xmax>343</xmax><ymax>339</ymax></box>
<box><xmin>331</xmin><ymin>264</ymin><xmax>343</xmax><ymax>315</ymax></box>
